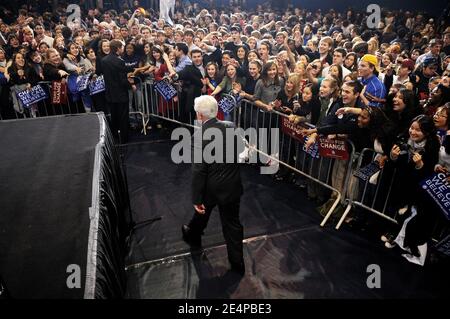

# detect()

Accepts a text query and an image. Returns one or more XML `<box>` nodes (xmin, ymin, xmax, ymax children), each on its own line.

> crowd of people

<box><xmin>0</xmin><ymin>1</ymin><xmax>449</xmax><ymax>265</ymax></box>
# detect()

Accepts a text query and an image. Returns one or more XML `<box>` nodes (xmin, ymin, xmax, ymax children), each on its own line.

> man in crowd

<box><xmin>358</xmin><ymin>54</ymin><xmax>386</xmax><ymax>107</ymax></box>
<box><xmin>102</xmin><ymin>39</ymin><xmax>136</xmax><ymax>144</ymax></box>
<box><xmin>165</xmin><ymin>46</ymin><xmax>204</xmax><ymax>124</ymax></box>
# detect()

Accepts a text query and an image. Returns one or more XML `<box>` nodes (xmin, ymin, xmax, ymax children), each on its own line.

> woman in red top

<box><xmin>152</xmin><ymin>45</ymin><xmax>178</xmax><ymax>119</ymax></box>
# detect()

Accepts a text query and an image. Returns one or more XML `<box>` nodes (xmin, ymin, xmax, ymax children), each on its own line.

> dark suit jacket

<box><xmin>191</xmin><ymin>118</ymin><xmax>244</xmax><ymax>206</ymax></box>
<box><xmin>101</xmin><ymin>53</ymin><xmax>134</xmax><ymax>103</ymax></box>
<box><xmin>177</xmin><ymin>64</ymin><xmax>204</xmax><ymax>112</ymax></box>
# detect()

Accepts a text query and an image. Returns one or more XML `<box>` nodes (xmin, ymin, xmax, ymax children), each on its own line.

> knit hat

<box><xmin>361</xmin><ymin>54</ymin><xmax>379</xmax><ymax>72</ymax></box>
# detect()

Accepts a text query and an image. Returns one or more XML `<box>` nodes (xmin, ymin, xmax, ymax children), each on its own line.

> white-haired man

<box><xmin>182</xmin><ymin>95</ymin><xmax>245</xmax><ymax>275</ymax></box>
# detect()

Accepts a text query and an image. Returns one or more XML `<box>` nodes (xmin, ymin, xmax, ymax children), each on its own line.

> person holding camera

<box><xmin>383</xmin><ymin>115</ymin><xmax>440</xmax><ymax>265</ymax></box>
<box><xmin>433</xmin><ymin>103</ymin><xmax>450</xmax><ymax>181</ymax></box>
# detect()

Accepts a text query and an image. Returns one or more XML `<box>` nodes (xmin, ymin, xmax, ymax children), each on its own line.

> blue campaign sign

<box><xmin>89</xmin><ymin>75</ymin><xmax>105</xmax><ymax>95</ymax></box>
<box><xmin>16</xmin><ymin>84</ymin><xmax>48</xmax><ymax>108</ymax></box>
<box><xmin>303</xmin><ymin>136</ymin><xmax>320</xmax><ymax>158</ymax></box>
<box><xmin>353</xmin><ymin>162</ymin><xmax>381</xmax><ymax>181</ymax></box>
<box><xmin>76</xmin><ymin>74</ymin><xmax>91</xmax><ymax>92</ymax></box>
<box><xmin>420</xmin><ymin>173</ymin><xmax>450</xmax><ymax>220</ymax></box>
<box><xmin>155</xmin><ymin>79</ymin><xmax>177</xmax><ymax>101</ymax></box>
<box><xmin>218</xmin><ymin>95</ymin><xmax>236</xmax><ymax>114</ymax></box>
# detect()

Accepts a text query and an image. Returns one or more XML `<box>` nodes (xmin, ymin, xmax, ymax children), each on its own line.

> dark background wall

<box><xmin>291</xmin><ymin>0</ymin><xmax>448</xmax><ymax>16</ymax></box>
<box><xmin>246</xmin><ymin>0</ymin><xmax>449</xmax><ymax>17</ymax></box>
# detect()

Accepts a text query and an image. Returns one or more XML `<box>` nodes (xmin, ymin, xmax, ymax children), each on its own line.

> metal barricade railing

<box><xmin>128</xmin><ymin>76</ymin><xmax>149</xmax><ymax>135</ymax></box>
<box><xmin>235</xmin><ymin>99</ymin><xmax>357</xmax><ymax>227</ymax></box>
<box><xmin>336</xmin><ymin>147</ymin><xmax>400</xmax><ymax>230</ymax></box>
<box><xmin>142</xmin><ymin>79</ymin><xmax>188</xmax><ymax>128</ymax></box>
<box><xmin>1</xmin><ymin>80</ymin><xmax>90</xmax><ymax>120</ymax></box>
<box><xmin>140</xmin><ymin>84</ymin><xmax>358</xmax><ymax>227</ymax></box>
<box><xmin>335</xmin><ymin>148</ymin><xmax>449</xmax><ymax>244</ymax></box>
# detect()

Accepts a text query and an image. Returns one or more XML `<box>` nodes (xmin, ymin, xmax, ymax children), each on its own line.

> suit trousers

<box><xmin>109</xmin><ymin>102</ymin><xmax>129</xmax><ymax>144</ymax></box>
<box><xmin>188</xmin><ymin>201</ymin><xmax>244</xmax><ymax>266</ymax></box>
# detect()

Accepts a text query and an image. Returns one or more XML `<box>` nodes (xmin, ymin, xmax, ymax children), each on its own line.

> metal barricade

<box><xmin>128</xmin><ymin>76</ymin><xmax>149</xmax><ymax>134</ymax></box>
<box><xmin>140</xmin><ymin>85</ymin><xmax>358</xmax><ymax>227</ymax></box>
<box><xmin>336</xmin><ymin>148</ymin><xmax>398</xmax><ymax>230</ymax></box>
<box><xmin>1</xmin><ymin>80</ymin><xmax>90</xmax><ymax>120</ymax></box>
<box><xmin>236</xmin><ymin>99</ymin><xmax>357</xmax><ymax>227</ymax></box>
<box><xmin>336</xmin><ymin>148</ymin><xmax>449</xmax><ymax>244</ymax></box>
<box><xmin>142</xmin><ymin>79</ymin><xmax>189</xmax><ymax>128</ymax></box>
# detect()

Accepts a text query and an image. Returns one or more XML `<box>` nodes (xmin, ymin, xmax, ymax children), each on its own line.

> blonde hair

<box><xmin>367</xmin><ymin>38</ymin><xmax>379</xmax><ymax>54</ymax></box>
<box><xmin>321</xmin><ymin>76</ymin><xmax>339</xmax><ymax>99</ymax></box>
<box><xmin>285</xmin><ymin>74</ymin><xmax>301</xmax><ymax>97</ymax></box>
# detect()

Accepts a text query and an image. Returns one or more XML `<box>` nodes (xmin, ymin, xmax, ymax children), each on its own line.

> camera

<box><xmin>396</xmin><ymin>136</ymin><xmax>410</xmax><ymax>152</ymax></box>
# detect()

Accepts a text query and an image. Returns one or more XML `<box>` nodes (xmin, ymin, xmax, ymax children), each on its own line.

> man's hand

<box><xmin>335</xmin><ymin>107</ymin><xmax>348</xmax><ymax>116</ymax></box>
<box><xmin>301</xmin><ymin>128</ymin><xmax>316</xmax><ymax>136</ymax></box>
<box><xmin>194</xmin><ymin>204</ymin><xmax>206</xmax><ymax>214</ymax></box>
<box><xmin>304</xmin><ymin>135</ymin><xmax>317</xmax><ymax>151</ymax></box>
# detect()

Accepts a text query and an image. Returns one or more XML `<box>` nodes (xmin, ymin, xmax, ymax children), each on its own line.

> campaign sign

<box><xmin>76</xmin><ymin>74</ymin><xmax>91</xmax><ymax>92</ymax></box>
<box><xmin>280</xmin><ymin>117</ymin><xmax>306</xmax><ymax>143</ymax></box>
<box><xmin>89</xmin><ymin>75</ymin><xmax>105</xmax><ymax>95</ymax></box>
<box><xmin>51</xmin><ymin>81</ymin><xmax>68</xmax><ymax>104</ymax></box>
<box><xmin>155</xmin><ymin>79</ymin><xmax>177</xmax><ymax>101</ymax></box>
<box><xmin>420</xmin><ymin>173</ymin><xmax>450</xmax><ymax>220</ymax></box>
<box><xmin>16</xmin><ymin>84</ymin><xmax>48</xmax><ymax>108</ymax></box>
<box><xmin>218</xmin><ymin>95</ymin><xmax>236</xmax><ymax>114</ymax></box>
<box><xmin>318</xmin><ymin>138</ymin><xmax>349</xmax><ymax>160</ymax></box>
<box><xmin>353</xmin><ymin>162</ymin><xmax>381</xmax><ymax>181</ymax></box>
<box><xmin>303</xmin><ymin>136</ymin><xmax>320</xmax><ymax>158</ymax></box>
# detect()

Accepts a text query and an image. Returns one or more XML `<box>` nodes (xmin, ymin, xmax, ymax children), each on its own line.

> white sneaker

<box><xmin>385</xmin><ymin>241</ymin><xmax>397</xmax><ymax>249</ymax></box>
<box><xmin>381</xmin><ymin>235</ymin><xmax>389</xmax><ymax>242</ymax></box>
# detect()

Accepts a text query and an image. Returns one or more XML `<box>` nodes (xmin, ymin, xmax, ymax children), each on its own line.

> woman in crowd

<box><xmin>384</xmin><ymin>88</ymin><xmax>423</xmax><ymax>139</ymax></box>
<box><xmin>63</xmin><ymin>42</ymin><xmax>93</xmax><ymax>112</ymax></box>
<box><xmin>6</xmin><ymin>52</ymin><xmax>41</xmax><ymax>116</ymax></box>
<box><xmin>95</xmin><ymin>39</ymin><xmax>110</xmax><ymax>76</ymax></box>
<box><xmin>305</xmin><ymin>59</ymin><xmax>324</xmax><ymax>85</ymax></box>
<box><xmin>344</xmin><ymin>52</ymin><xmax>358</xmax><ymax>72</ymax></box>
<box><xmin>84</xmin><ymin>47</ymin><xmax>97</xmax><ymax>74</ymax></box>
<box><xmin>153</xmin><ymin>46</ymin><xmax>176</xmax><ymax>125</ymax></box>
<box><xmin>273</xmin><ymin>74</ymin><xmax>302</xmax><ymax>181</ymax></box>
<box><xmin>385</xmin><ymin>115</ymin><xmax>440</xmax><ymax>266</ymax></box>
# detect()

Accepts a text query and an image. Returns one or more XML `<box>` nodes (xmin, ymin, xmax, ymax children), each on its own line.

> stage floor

<box><xmin>123</xmin><ymin>130</ymin><xmax>448</xmax><ymax>299</ymax></box>
<box><xmin>0</xmin><ymin>115</ymin><xmax>99</xmax><ymax>298</ymax></box>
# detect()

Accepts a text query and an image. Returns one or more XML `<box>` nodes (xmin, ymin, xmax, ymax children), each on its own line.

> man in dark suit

<box><xmin>165</xmin><ymin>47</ymin><xmax>205</xmax><ymax>125</ymax></box>
<box><xmin>182</xmin><ymin>95</ymin><xmax>246</xmax><ymax>275</ymax></box>
<box><xmin>101</xmin><ymin>39</ymin><xmax>135</xmax><ymax>143</ymax></box>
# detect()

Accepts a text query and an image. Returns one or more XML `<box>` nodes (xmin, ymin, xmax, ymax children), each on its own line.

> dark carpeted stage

<box><xmin>0</xmin><ymin>114</ymin><xmax>129</xmax><ymax>298</ymax></box>
<box><xmin>123</xmin><ymin>133</ymin><xmax>448</xmax><ymax>299</ymax></box>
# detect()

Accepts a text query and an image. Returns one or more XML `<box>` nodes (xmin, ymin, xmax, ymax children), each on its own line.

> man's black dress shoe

<box><xmin>181</xmin><ymin>224</ymin><xmax>201</xmax><ymax>247</ymax></box>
